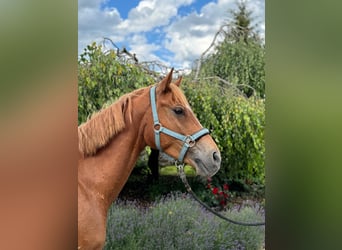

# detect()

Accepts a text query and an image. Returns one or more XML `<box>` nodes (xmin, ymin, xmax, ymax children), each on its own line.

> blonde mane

<box><xmin>78</xmin><ymin>83</ymin><xmax>187</xmax><ymax>157</ymax></box>
<box><xmin>78</xmin><ymin>90</ymin><xmax>141</xmax><ymax>156</ymax></box>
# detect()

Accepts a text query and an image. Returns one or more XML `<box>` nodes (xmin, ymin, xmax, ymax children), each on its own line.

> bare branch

<box><xmin>99</xmin><ymin>37</ymin><xmax>254</xmax><ymax>98</ymax></box>
<box><xmin>201</xmin><ymin>76</ymin><xmax>256</xmax><ymax>97</ymax></box>
<box><xmin>194</xmin><ymin>24</ymin><xmax>230</xmax><ymax>80</ymax></box>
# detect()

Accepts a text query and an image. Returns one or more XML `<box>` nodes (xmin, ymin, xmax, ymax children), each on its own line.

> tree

<box><xmin>229</xmin><ymin>0</ymin><xmax>259</xmax><ymax>43</ymax></box>
<box><xmin>199</xmin><ymin>0</ymin><xmax>265</xmax><ymax>98</ymax></box>
<box><xmin>187</xmin><ymin>1</ymin><xmax>265</xmax><ymax>188</ymax></box>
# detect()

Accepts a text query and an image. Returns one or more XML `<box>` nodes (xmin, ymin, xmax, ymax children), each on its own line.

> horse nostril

<box><xmin>213</xmin><ymin>151</ymin><xmax>220</xmax><ymax>162</ymax></box>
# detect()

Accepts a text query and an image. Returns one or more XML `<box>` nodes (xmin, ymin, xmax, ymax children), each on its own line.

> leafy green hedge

<box><xmin>201</xmin><ymin>39</ymin><xmax>265</xmax><ymax>98</ymax></box>
<box><xmin>182</xmin><ymin>79</ymin><xmax>265</xmax><ymax>186</ymax></box>
<box><xmin>78</xmin><ymin>43</ymin><xmax>154</xmax><ymax>124</ymax></box>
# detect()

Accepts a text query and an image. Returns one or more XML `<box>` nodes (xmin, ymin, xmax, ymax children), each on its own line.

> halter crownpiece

<box><xmin>149</xmin><ymin>85</ymin><xmax>209</xmax><ymax>163</ymax></box>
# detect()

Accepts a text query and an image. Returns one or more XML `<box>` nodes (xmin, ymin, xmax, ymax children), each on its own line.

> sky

<box><xmin>78</xmin><ymin>0</ymin><xmax>265</xmax><ymax>69</ymax></box>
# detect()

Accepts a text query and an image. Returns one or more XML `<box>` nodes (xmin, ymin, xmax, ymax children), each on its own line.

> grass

<box><xmin>159</xmin><ymin>165</ymin><xmax>196</xmax><ymax>176</ymax></box>
<box><xmin>105</xmin><ymin>192</ymin><xmax>265</xmax><ymax>250</ymax></box>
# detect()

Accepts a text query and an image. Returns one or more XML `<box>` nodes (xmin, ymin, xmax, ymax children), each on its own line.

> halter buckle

<box><xmin>184</xmin><ymin>136</ymin><xmax>196</xmax><ymax>148</ymax></box>
<box><xmin>175</xmin><ymin>160</ymin><xmax>185</xmax><ymax>171</ymax></box>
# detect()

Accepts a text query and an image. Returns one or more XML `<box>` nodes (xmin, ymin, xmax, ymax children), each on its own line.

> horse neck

<box><xmin>79</xmin><ymin>89</ymin><xmax>150</xmax><ymax>210</ymax></box>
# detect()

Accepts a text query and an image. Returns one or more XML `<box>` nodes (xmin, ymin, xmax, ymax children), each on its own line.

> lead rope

<box><xmin>176</xmin><ymin>162</ymin><xmax>265</xmax><ymax>226</ymax></box>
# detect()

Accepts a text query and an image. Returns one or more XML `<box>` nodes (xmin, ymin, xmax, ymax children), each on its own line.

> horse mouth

<box><xmin>193</xmin><ymin>158</ymin><xmax>219</xmax><ymax>177</ymax></box>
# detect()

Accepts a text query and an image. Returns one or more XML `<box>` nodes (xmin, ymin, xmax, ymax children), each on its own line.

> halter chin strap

<box><xmin>150</xmin><ymin>85</ymin><xmax>209</xmax><ymax>163</ymax></box>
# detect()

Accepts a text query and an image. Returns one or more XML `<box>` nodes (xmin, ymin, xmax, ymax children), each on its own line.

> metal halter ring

<box><xmin>184</xmin><ymin>136</ymin><xmax>196</xmax><ymax>147</ymax></box>
<box><xmin>153</xmin><ymin>123</ymin><xmax>162</xmax><ymax>132</ymax></box>
<box><xmin>175</xmin><ymin>160</ymin><xmax>185</xmax><ymax>171</ymax></box>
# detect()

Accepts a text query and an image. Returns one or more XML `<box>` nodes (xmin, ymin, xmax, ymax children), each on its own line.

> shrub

<box><xmin>201</xmin><ymin>39</ymin><xmax>265</xmax><ymax>98</ymax></box>
<box><xmin>78</xmin><ymin>42</ymin><xmax>154</xmax><ymax>124</ymax></box>
<box><xmin>206</xmin><ymin>178</ymin><xmax>230</xmax><ymax>210</ymax></box>
<box><xmin>105</xmin><ymin>193</ymin><xmax>264</xmax><ymax>249</ymax></box>
<box><xmin>182</xmin><ymin>78</ymin><xmax>265</xmax><ymax>188</ymax></box>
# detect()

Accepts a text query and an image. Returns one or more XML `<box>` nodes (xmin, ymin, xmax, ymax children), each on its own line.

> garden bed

<box><xmin>105</xmin><ymin>192</ymin><xmax>265</xmax><ymax>249</ymax></box>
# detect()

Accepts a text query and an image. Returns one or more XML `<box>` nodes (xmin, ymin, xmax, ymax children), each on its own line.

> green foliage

<box><xmin>159</xmin><ymin>165</ymin><xmax>196</xmax><ymax>176</ymax></box>
<box><xmin>105</xmin><ymin>193</ymin><xmax>264</xmax><ymax>249</ymax></box>
<box><xmin>199</xmin><ymin>0</ymin><xmax>265</xmax><ymax>98</ymax></box>
<box><xmin>188</xmin><ymin>2</ymin><xmax>265</xmax><ymax>188</ymax></box>
<box><xmin>78</xmin><ymin>42</ymin><xmax>154</xmax><ymax>124</ymax></box>
<box><xmin>229</xmin><ymin>0</ymin><xmax>255</xmax><ymax>43</ymax></box>
<box><xmin>201</xmin><ymin>39</ymin><xmax>265</xmax><ymax>98</ymax></box>
<box><xmin>182</xmin><ymin>78</ymin><xmax>265</xmax><ymax>186</ymax></box>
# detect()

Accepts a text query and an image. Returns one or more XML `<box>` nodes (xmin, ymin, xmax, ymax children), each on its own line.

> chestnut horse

<box><xmin>78</xmin><ymin>69</ymin><xmax>221</xmax><ymax>250</ymax></box>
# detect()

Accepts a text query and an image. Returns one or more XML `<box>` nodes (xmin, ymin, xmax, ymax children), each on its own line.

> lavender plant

<box><xmin>105</xmin><ymin>193</ymin><xmax>264</xmax><ymax>250</ymax></box>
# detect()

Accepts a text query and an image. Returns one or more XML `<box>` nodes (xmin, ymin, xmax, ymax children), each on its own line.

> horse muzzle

<box><xmin>187</xmin><ymin>145</ymin><xmax>221</xmax><ymax>177</ymax></box>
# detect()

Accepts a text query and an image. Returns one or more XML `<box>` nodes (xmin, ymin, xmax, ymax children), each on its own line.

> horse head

<box><xmin>143</xmin><ymin>69</ymin><xmax>221</xmax><ymax>177</ymax></box>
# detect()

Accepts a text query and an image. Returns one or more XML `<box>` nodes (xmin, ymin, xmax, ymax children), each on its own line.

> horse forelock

<box><xmin>169</xmin><ymin>83</ymin><xmax>190</xmax><ymax>107</ymax></box>
<box><xmin>78</xmin><ymin>90</ymin><xmax>140</xmax><ymax>157</ymax></box>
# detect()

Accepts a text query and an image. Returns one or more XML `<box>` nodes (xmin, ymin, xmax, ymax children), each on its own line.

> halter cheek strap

<box><xmin>150</xmin><ymin>85</ymin><xmax>209</xmax><ymax>163</ymax></box>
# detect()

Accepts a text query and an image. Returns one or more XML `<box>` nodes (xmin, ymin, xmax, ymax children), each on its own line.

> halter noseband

<box><xmin>149</xmin><ymin>85</ymin><xmax>209</xmax><ymax>163</ymax></box>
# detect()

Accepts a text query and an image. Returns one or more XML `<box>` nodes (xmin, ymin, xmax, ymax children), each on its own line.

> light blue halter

<box><xmin>149</xmin><ymin>85</ymin><xmax>210</xmax><ymax>163</ymax></box>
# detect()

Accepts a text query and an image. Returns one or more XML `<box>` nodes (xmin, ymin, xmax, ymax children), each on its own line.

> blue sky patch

<box><xmin>79</xmin><ymin>0</ymin><xmax>265</xmax><ymax>69</ymax></box>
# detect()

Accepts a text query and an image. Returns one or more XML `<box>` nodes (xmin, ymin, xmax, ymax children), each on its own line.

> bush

<box><xmin>105</xmin><ymin>193</ymin><xmax>264</xmax><ymax>249</ymax></box>
<box><xmin>201</xmin><ymin>39</ymin><xmax>265</xmax><ymax>98</ymax></box>
<box><xmin>78</xmin><ymin>42</ymin><xmax>154</xmax><ymax>124</ymax></box>
<box><xmin>182</xmin><ymin>78</ymin><xmax>265</xmax><ymax>188</ymax></box>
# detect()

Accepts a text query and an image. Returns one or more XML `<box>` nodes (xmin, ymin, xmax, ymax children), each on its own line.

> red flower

<box><xmin>207</xmin><ymin>184</ymin><xmax>211</xmax><ymax>189</ymax></box>
<box><xmin>223</xmin><ymin>184</ymin><xmax>229</xmax><ymax>190</ymax></box>
<box><xmin>212</xmin><ymin>187</ymin><xmax>219</xmax><ymax>195</ymax></box>
<box><xmin>220</xmin><ymin>200</ymin><xmax>227</xmax><ymax>206</ymax></box>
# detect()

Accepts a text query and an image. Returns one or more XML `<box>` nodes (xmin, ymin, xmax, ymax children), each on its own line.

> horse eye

<box><xmin>173</xmin><ymin>107</ymin><xmax>184</xmax><ymax>115</ymax></box>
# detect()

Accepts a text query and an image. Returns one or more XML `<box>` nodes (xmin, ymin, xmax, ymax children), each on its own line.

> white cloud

<box><xmin>78</xmin><ymin>0</ymin><xmax>193</xmax><ymax>57</ymax></box>
<box><xmin>78</xmin><ymin>1</ymin><xmax>123</xmax><ymax>55</ymax></box>
<box><xmin>164</xmin><ymin>0</ymin><xmax>236</xmax><ymax>68</ymax></box>
<box><xmin>117</xmin><ymin>0</ymin><xmax>194</xmax><ymax>33</ymax></box>
<box><xmin>78</xmin><ymin>7</ymin><xmax>121</xmax><ymax>33</ymax></box>
<box><xmin>126</xmin><ymin>34</ymin><xmax>161</xmax><ymax>62</ymax></box>
<box><xmin>78</xmin><ymin>0</ymin><xmax>265</xmax><ymax>69</ymax></box>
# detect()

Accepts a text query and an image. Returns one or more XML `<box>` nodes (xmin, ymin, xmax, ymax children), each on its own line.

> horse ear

<box><xmin>173</xmin><ymin>76</ymin><xmax>182</xmax><ymax>87</ymax></box>
<box><xmin>159</xmin><ymin>68</ymin><xmax>174</xmax><ymax>93</ymax></box>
